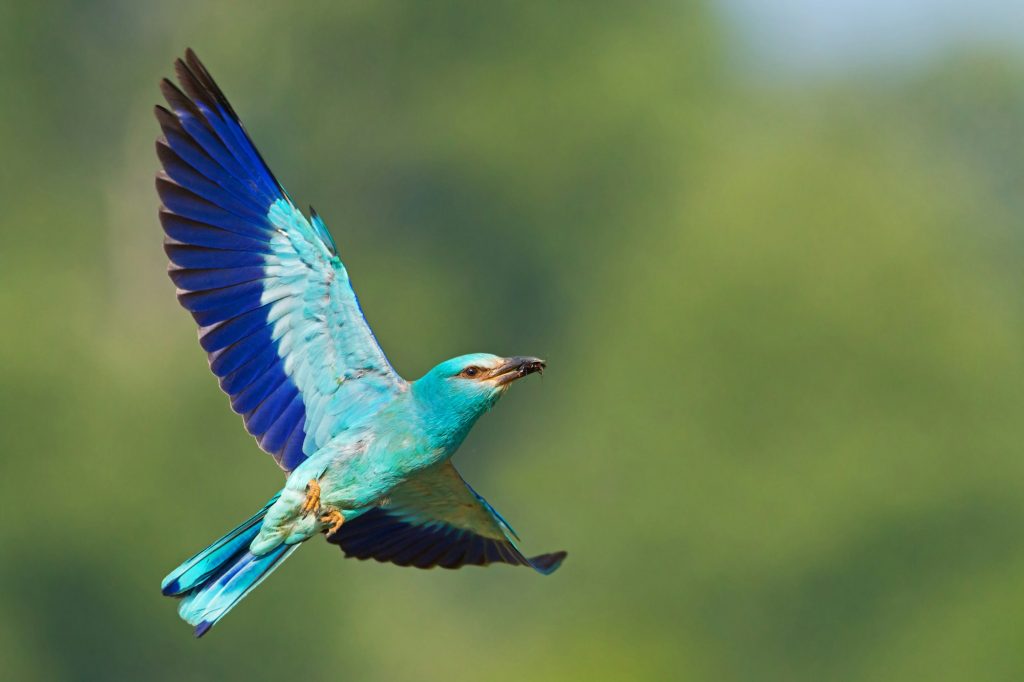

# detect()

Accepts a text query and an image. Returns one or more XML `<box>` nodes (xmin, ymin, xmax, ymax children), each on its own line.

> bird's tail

<box><xmin>161</xmin><ymin>492</ymin><xmax>298</xmax><ymax>637</ymax></box>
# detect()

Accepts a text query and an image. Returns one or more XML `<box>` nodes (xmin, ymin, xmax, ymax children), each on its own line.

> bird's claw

<box><xmin>300</xmin><ymin>479</ymin><xmax>321</xmax><ymax>517</ymax></box>
<box><xmin>320</xmin><ymin>508</ymin><xmax>345</xmax><ymax>537</ymax></box>
<box><xmin>301</xmin><ymin>479</ymin><xmax>343</xmax><ymax>536</ymax></box>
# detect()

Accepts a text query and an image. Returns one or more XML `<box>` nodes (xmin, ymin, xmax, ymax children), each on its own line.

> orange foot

<box><xmin>320</xmin><ymin>508</ymin><xmax>345</xmax><ymax>537</ymax></box>
<box><xmin>300</xmin><ymin>479</ymin><xmax>321</xmax><ymax>517</ymax></box>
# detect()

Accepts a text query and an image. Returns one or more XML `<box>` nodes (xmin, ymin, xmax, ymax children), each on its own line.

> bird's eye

<box><xmin>461</xmin><ymin>366</ymin><xmax>481</xmax><ymax>378</ymax></box>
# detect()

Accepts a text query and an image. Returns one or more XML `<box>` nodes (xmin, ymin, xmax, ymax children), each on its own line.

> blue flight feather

<box><xmin>177</xmin><ymin>280</ymin><xmax>268</xmax><ymax>315</ymax></box>
<box><xmin>219</xmin><ymin>344</ymin><xmax>280</xmax><ymax>395</ymax></box>
<box><xmin>209</xmin><ymin>327</ymin><xmax>275</xmax><ymax>376</ymax></box>
<box><xmin>168</xmin><ymin>265</ymin><xmax>265</xmax><ymax>291</ymax></box>
<box><xmin>163</xmin><ymin>216</ymin><xmax>271</xmax><ymax>254</ymax></box>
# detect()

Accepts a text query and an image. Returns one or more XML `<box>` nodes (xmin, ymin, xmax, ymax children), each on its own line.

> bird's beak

<box><xmin>489</xmin><ymin>356</ymin><xmax>546</xmax><ymax>386</ymax></box>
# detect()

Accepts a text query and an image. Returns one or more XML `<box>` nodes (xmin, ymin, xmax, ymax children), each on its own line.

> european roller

<box><xmin>155</xmin><ymin>49</ymin><xmax>566</xmax><ymax>637</ymax></box>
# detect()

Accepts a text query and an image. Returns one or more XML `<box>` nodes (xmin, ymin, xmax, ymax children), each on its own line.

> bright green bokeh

<box><xmin>3</xmin><ymin>2</ymin><xmax>1024</xmax><ymax>680</ymax></box>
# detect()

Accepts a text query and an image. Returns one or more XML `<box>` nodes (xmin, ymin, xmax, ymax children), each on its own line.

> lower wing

<box><xmin>326</xmin><ymin>461</ymin><xmax>566</xmax><ymax>574</ymax></box>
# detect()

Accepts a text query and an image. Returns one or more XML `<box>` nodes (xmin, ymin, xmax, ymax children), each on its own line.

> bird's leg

<box><xmin>300</xmin><ymin>479</ymin><xmax>321</xmax><ymax>517</ymax></box>
<box><xmin>319</xmin><ymin>508</ymin><xmax>345</xmax><ymax>537</ymax></box>
<box><xmin>300</xmin><ymin>478</ymin><xmax>344</xmax><ymax>536</ymax></box>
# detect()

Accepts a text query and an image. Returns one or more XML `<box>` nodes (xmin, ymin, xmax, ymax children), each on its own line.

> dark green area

<box><xmin>3</xmin><ymin>2</ymin><xmax>1024</xmax><ymax>680</ymax></box>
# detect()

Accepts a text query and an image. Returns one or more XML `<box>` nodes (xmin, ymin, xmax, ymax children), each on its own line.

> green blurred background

<box><xmin>4</xmin><ymin>1</ymin><xmax>1024</xmax><ymax>680</ymax></box>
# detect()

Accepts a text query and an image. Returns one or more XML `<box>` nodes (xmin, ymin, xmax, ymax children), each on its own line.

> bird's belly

<box><xmin>317</xmin><ymin>434</ymin><xmax>448</xmax><ymax>508</ymax></box>
<box><xmin>318</xmin><ymin>454</ymin><xmax>422</xmax><ymax>509</ymax></box>
<box><xmin>252</xmin><ymin>437</ymin><xmax>447</xmax><ymax>553</ymax></box>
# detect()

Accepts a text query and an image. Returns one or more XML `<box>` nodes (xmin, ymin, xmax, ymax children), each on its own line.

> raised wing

<box><xmin>156</xmin><ymin>49</ymin><xmax>405</xmax><ymax>472</ymax></box>
<box><xmin>328</xmin><ymin>461</ymin><xmax>566</xmax><ymax>574</ymax></box>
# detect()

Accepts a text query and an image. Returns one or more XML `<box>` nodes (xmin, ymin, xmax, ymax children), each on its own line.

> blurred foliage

<box><xmin>3</xmin><ymin>1</ymin><xmax>1024</xmax><ymax>680</ymax></box>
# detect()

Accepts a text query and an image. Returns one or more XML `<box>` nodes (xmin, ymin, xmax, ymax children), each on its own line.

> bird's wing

<box><xmin>156</xmin><ymin>50</ymin><xmax>406</xmax><ymax>472</ymax></box>
<box><xmin>327</xmin><ymin>460</ymin><xmax>566</xmax><ymax>574</ymax></box>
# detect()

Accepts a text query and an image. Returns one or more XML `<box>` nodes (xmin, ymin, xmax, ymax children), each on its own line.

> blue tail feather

<box><xmin>162</xmin><ymin>493</ymin><xmax>297</xmax><ymax>637</ymax></box>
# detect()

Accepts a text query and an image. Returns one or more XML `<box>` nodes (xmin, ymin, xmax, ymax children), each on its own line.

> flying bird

<box><xmin>155</xmin><ymin>49</ymin><xmax>565</xmax><ymax>637</ymax></box>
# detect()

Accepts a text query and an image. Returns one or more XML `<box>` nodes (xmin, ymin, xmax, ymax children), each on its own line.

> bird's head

<box><xmin>412</xmin><ymin>353</ymin><xmax>546</xmax><ymax>435</ymax></box>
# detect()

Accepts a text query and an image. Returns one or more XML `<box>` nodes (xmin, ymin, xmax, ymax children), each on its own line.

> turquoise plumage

<box><xmin>156</xmin><ymin>50</ymin><xmax>565</xmax><ymax>637</ymax></box>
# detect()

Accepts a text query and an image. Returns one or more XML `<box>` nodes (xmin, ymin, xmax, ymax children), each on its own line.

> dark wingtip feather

<box><xmin>161</xmin><ymin>579</ymin><xmax>182</xmax><ymax>596</ymax></box>
<box><xmin>194</xmin><ymin>621</ymin><xmax>213</xmax><ymax>638</ymax></box>
<box><xmin>160</xmin><ymin>77</ymin><xmax>201</xmax><ymax>120</ymax></box>
<box><xmin>174</xmin><ymin>57</ymin><xmax>210</xmax><ymax>110</ymax></box>
<box><xmin>184</xmin><ymin>48</ymin><xmax>237</xmax><ymax>116</ymax></box>
<box><xmin>173</xmin><ymin>49</ymin><xmax>286</xmax><ymax>196</ymax></box>
<box><xmin>153</xmin><ymin>105</ymin><xmax>180</xmax><ymax>133</ymax></box>
<box><xmin>530</xmin><ymin>550</ymin><xmax>568</xmax><ymax>575</ymax></box>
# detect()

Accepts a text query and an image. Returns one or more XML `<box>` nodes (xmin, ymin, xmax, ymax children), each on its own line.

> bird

<box><xmin>154</xmin><ymin>49</ymin><xmax>566</xmax><ymax>637</ymax></box>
